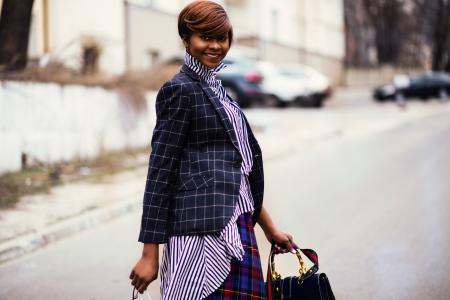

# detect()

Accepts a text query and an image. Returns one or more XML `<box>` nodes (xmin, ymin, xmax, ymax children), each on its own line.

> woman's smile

<box><xmin>186</xmin><ymin>32</ymin><xmax>230</xmax><ymax>68</ymax></box>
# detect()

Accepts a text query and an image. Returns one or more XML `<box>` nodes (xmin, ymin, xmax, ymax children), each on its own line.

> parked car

<box><xmin>373</xmin><ymin>72</ymin><xmax>450</xmax><ymax>101</ymax></box>
<box><xmin>278</xmin><ymin>64</ymin><xmax>333</xmax><ymax>107</ymax></box>
<box><xmin>256</xmin><ymin>61</ymin><xmax>309</xmax><ymax>107</ymax></box>
<box><xmin>217</xmin><ymin>56</ymin><xmax>264</xmax><ymax>108</ymax></box>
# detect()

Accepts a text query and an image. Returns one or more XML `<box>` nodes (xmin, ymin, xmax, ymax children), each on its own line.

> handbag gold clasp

<box><xmin>270</xmin><ymin>249</ymin><xmax>307</xmax><ymax>285</ymax></box>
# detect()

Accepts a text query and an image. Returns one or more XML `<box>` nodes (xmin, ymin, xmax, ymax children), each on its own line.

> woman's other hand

<box><xmin>265</xmin><ymin>229</ymin><xmax>294</xmax><ymax>254</ymax></box>
<box><xmin>129</xmin><ymin>243</ymin><xmax>159</xmax><ymax>294</ymax></box>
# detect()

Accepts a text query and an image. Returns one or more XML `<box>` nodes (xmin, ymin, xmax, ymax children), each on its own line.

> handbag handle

<box><xmin>267</xmin><ymin>241</ymin><xmax>320</xmax><ymax>300</ymax></box>
<box><xmin>270</xmin><ymin>247</ymin><xmax>306</xmax><ymax>284</ymax></box>
<box><xmin>268</xmin><ymin>241</ymin><xmax>319</xmax><ymax>283</ymax></box>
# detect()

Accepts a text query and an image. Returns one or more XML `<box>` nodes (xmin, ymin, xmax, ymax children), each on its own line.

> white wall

<box><xmin>300</xmin><ymin>0</ymin><xmax>345</xmax><ymax>60</ymax></box>
<box><xmin>127</xmin><ymin>4</ymin><xmax>183</xmax><ymax>69</ymax></box>
<box><xmin>0</xmin><ymin>82</ymin><xmax>157</xmax><ymax>175</ymax></box>
<box><xmin>228</xmin><ymin>0</ymin><xmax>344</xmax><ymax>60</ymax></box>
<box><xmin>28</xmin><ymin>0</ymin><xmax>126</xmax><ymax>74</ymax></box>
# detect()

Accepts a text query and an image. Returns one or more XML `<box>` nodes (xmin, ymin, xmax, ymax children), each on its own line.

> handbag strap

<box><xmin>267</xmin><ymin>241</ymin><xmax>319</xmax><ymax>300</ymax></box>
<box><xmin>291</xmin><ymin>243</ymin><xmax>319</xmax><ymax>279</ymax></box>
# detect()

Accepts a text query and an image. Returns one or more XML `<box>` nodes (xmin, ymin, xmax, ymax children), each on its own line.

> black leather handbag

<box><xmin>266</xmin><ymin>242</ymin><xmax>335</xmax><ymax>300</ymax></box>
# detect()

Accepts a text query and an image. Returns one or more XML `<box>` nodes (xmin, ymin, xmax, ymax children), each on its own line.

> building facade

<box><xmin>126</xmin><ymin>0</ymin><xmax>345</xmax><ymax>83</ymax></box>
<box><xmin>0</xmin><ymin>0</ymin><xmax>344</xmax><ymax>81</ymax></box>
<box><xmin>14</xmin><ymin>0</ymin><xmax>127</xmax><ymax>74</ymax></box>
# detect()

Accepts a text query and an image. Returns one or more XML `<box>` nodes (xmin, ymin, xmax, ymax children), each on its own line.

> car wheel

<box><xmin>264</xmin><ymin>95</ymin><xmax>286</xmax><ymax>108</ymax></box>
<box><xmin>438</xmin><ymin>88</ymin><xmax>449</xmax><ymax>101</ymax></box>
<box><xmin>306</xmin><ymin>96</ymin><xmax>323</xmax><ymax>108</ymax></box>
<box><xmin>312</xmin><ymin>98</ymin><xmax>323</xmax><ymax>108</ymax></box>
<box><xmin>276</xmin><ymin>98</ymin><xmax>288</xmax><ymax>108</ymax></box>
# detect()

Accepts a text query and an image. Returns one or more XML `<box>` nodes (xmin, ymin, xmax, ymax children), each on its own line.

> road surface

<box><xmin>1</xmin><ymin>97</ymin><xmax>450</xmax><ymax>299</ymax></box>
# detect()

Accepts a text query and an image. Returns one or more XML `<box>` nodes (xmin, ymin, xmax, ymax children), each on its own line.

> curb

<box><xmin>0</xmin><ymin>197</ymin><xmax>140</xmax><ymax>265</ymax></box>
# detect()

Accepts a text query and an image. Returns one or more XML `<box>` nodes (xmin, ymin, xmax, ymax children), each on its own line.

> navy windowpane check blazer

<box><xmin>138</xmin><ymin>64</ymin><xmax>264</xmax><ymax>244</ymax></box>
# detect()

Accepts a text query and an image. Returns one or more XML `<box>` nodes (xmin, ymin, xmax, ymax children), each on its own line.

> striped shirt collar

<box><xmin>184</xmin><ymin>51</ymin><xmax>226</xmax><ymax>83</ymax></box>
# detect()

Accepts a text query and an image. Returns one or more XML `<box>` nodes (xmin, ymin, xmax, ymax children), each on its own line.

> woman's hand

<box><xmin>129</xmin><ymin>244</ymin><xmax>159</xmax><ymax>294</ymax></box>
<box><xmin>257</xmin><ymin>206</ymin><xmax>295</xmax><ymax>254</ymax></box>
<box><xmin>264</xmin><ymin>229</ymin><xmax>294</xmax><ymax>254</ymax></box>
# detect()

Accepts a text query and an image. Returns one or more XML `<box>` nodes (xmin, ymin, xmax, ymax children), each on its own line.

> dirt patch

<box><xmin>0</xmin><ymin>147</ymin><xmax>150</xmax><ymax>209</ymax></box>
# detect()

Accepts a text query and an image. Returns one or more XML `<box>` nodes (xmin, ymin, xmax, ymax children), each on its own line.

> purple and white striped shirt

<box><xmin>159</xmin><ymin>52</ymin><xmax>255</xmax><ymax>300</ymax></box>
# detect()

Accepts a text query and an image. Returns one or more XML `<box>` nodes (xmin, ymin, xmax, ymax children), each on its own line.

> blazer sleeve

<box><xmin>138</xmin><ymin>81</ymin><xmax>192</xmax><ymax>244</ymax></box>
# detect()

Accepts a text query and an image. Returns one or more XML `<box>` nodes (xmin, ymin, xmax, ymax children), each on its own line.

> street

<box><xmin>1</xmin><ymin>95</ymin><xmax>450</xmax><ymax>299</ymax></box>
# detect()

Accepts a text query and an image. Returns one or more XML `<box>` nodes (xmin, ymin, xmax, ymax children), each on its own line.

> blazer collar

<box><xmin>180</xmin><ymin>64</ymin><xmax>241</xmax><ymax>154</ymax></box>
<box><xmin>181</xmin><ymin>64</ymin><xmax>201</xmax><ymax>82</ymax></box>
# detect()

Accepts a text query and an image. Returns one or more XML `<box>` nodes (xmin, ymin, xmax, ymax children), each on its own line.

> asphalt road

<box><xmin>1</xmin><ymin>99</ymin><xmax>450</xmax><ymax>300</ymax></box>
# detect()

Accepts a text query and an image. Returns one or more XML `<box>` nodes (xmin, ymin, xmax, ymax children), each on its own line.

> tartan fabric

<box><xmin>206</xmin><ymin>212</ymin><xmax>267</xmax><ymax>300</ymax></box>
<box><xmin>138</xmin><ymin>64</ymin><xmax>264</xmax><ymax>244</ymax></box>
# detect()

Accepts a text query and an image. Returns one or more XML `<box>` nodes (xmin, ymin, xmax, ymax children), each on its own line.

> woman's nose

<box><xmin>208</xmin><ymin>40</ymin><xmax>220</xmax><ymax>49</ymax></box>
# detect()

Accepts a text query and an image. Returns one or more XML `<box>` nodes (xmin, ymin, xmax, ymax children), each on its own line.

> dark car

<box><xmin>374</xmin><ymin>72</ymin><xmax>450</xmax><ymax>101</ymax></box>
<box><xmin>217</xmin><ymin>56</ymin><xmax>264</xmax><ymax>108</ymax></box>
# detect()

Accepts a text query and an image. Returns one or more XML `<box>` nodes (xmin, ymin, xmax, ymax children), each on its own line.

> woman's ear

<box><xmin>182</xmin><ymin>38</ymin><xmax>189</xmax><ymax>49</ymax></box>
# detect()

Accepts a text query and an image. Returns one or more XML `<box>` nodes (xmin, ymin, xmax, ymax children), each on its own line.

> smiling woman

<box><xmin>129</xmin><ymin>1</ymin><xmax>294</xmax><ymax>299</ymax></box>
<box><xmin>178</xmin><ymin>0</ymin><xmax>233</xmax><ymax>69</ymax></box>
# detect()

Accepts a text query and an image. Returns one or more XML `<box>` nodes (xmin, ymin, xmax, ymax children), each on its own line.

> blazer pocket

<box><xmin>178</xmin><ymin>175</ymin><xmax>213</xmax><ymax>191</ymax></box>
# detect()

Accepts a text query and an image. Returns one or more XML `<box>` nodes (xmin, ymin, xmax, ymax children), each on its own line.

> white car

<box><xmin>257</xmin><ymin>61</ymin><xmax>309</xmax><ymax>107</ymax></box>
<box><xmin>278</xmin><ymin>64</ymin><xmax>332</xmax><ymax>107</ymax></box>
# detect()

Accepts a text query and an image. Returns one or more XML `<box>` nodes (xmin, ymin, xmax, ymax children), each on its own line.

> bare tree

<box><xmin>0</xmin><ymin>0</ymin><xmax>35</xmax><ymax>72</ymax></box>
<box><xmin>430</xmin><ymin>0</ymin><xmax>450</xmax><ymax>71</ymax></box>
<box><xmin>344</xmin><ymin>0</ymin><xmax>449</xmax><ymax>70</ymax></box>
<box><xmin>362</xmin><ymin>0</ymin><xmax>406</xmax><ymax>65</ymax></box>
<box><xmin>344</xmin><ymin>0</ymin><xmax>376</xmax><ymax>67</ymax></box>
<box><xmin>412</xmin><ymin>0</ymin><xmax>450</xmax><ymax>71</ymax></box>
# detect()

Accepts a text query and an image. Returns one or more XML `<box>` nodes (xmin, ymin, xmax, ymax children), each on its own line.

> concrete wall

<box><xmin>226</xmin><ymin>0</ymin><xmax>345</xmax><ymax>83</ymax></box>
<box><xmin>0</xmin><ymin>82</ymin><xmax>157</xmax><ymax>175</ymax></box>
<box><xmin>298</xmin><ymin>0</ymin><xmax>345</xmax><ymax>60</ymax></box>
<box><xmin>226</xmin><ymin>0</ymin><xmax>302</xmax><ymax>49</ymax></box>
<box><xmin>28</xmin><ymin>0</ymin><xmax>126</xmax><ymax>74</ymax></box>
<box><xmin>344</xmin><ymin>67</ymin><xmax>424</xmax><ymax>87</ymax></box>
<box><xmin>127</xmin><ymin>4</ymin><xmax>183</xmax><ymax>69</ymax></box>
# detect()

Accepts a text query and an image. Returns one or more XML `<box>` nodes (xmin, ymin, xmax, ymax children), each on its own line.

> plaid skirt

<box><xmin>205</xmin><ymin>212</ymin><xmax>267</xmax><ymax>300</ymax></box>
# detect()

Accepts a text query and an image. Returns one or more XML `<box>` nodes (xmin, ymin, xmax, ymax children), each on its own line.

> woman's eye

<box><xmin>201</xmin><ymin>35</ymin><xmax>211</xmax><ymax>41</ymax></box>
<box><xmin>218</xmin><ymin>35</ymin><xmax>228</xmax><ymax>42</ymax></box>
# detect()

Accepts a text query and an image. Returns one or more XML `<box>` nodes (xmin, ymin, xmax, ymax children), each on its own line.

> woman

<box><xmin>130</xmin><ymin>1</ymin><xmax>293</xmax><ymax>299</ymax></box>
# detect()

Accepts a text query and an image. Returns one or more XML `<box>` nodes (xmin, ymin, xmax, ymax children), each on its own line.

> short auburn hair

<box><xmin>178</xmin><ymin>0</ymin><xmax>233</xmax><ymax>46</ymax></box>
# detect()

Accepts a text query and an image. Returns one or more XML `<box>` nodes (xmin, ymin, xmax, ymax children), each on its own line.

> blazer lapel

<box><xmin>200</xmin><ymin>81</ymin><xmax>241</xmax><ymax>153</ymax></box>
<box><xmin>180</xmin><ymin>65</ymin><xmax>241</xmax><ymax>153</ymax></box>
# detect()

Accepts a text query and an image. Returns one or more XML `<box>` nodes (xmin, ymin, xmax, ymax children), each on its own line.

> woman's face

<box><xmin>185</xmin><ymin>32</ymin><xmax>230</xmax><ymax>68</ymax></box>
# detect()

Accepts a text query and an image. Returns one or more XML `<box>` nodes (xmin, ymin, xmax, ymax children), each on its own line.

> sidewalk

<box><xmin>1</xmin><ymin>91</ymin><xmax>449</xmax><ymax>264</ymax></box>
<box><xmin>0</xmin><ymin>168</ymin><xmax>147</xmax><ymax>263</ymax></box>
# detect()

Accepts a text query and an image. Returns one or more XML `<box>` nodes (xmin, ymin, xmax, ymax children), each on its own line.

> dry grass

<box><xmin>117</xmin><ymin>61</ymin><xmax>182</xmax><ymax>91</ymax></box>
<box><xmin>0</xmin><ymin>58</ymin><xmax>183</xmax><ymax>91</ymax></box>
<box><xmin>0</xmin><ymin>147</ymin><xmax>150</xmax><ymax>209</ymax></box>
